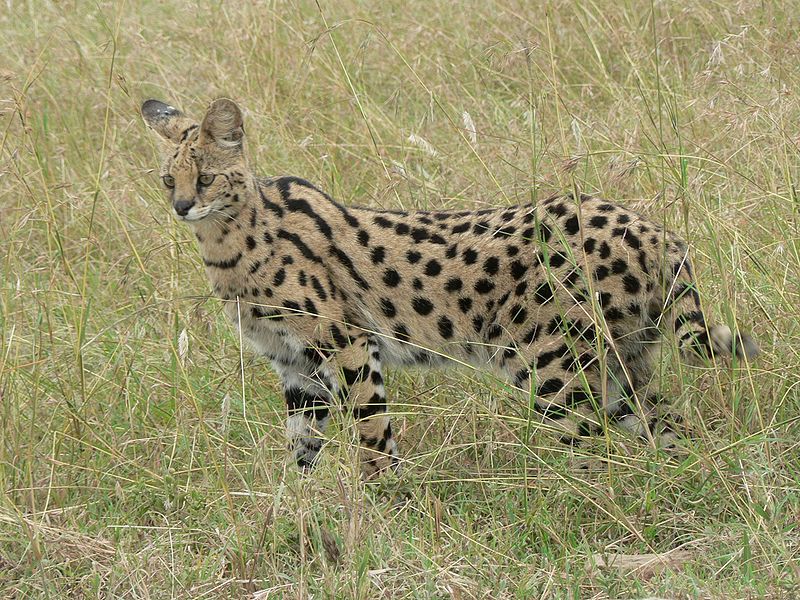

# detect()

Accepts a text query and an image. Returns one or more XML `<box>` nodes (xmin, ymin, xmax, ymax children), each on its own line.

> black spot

<box><xmin>412</xmin><ymin>277</ymin><xmax>424</xmax><ymax>290</ymax></box>
<box><xmin>458</xmin><ymin>297</ymin><xmax>473</xmax><ymax>313</ymax></box>
<box><xmin>371</xmin><ymin>246</ymin><xmax>386</xmax><ymax>264</ymax></box>
<box><xmin>622</xmin><ymin>274</ymin><xmax>641</xmax><ymax>294</ymax></box>
<box><xmin>594</xmin><ymin>265</ymin><xmax>610</xmax><ymax>281</ymax></box>
<box><xmin>463</xmin><ymin>248</ymin><xmax>478</xmax><ymax>265</ymax></box>
<box><xmin>452</xmin><ymin>222</ymin><xmax>470</xmax><ymax>234</ymax></box>
<box><xmin>611</xmin><ymin>259</ymin><xmax>627</xmax><ymax>274</ymax></box>
<box><xmin>445</xmin><ymin>244</ymin><xmax>458</xmax><ymax>258</ymax></box>
<box><xmin>598</xmin><ymin>242</ymin><xmax>611</xmax><ymax>259</ymax></box>
<box><xmin>425</xmin><ymin>259</ymin><xmax>442</xmax><ymax>276</ymax></box>
<box><xmin>548</xmin><ymin>252</ymin><xmax>567</xmax><ymax>269</ymax></box>
<box><xmin>605</xmin><ymin>306</ymin><xmax>625</xmax><ymax>321</ymax></box>
<box><xmin>521</xmin><ymin>227</ymin><xmax>535</xmax><ymax>244</ymax></box>
<box><xmin>624</xmin><ymin>232</ymin><xmax>641</xmax><ymax>250</ymax></box>
<box><xmin>473</xmin><ymin>221</ymin><xmax>491</xmax><ymax>235</ymax></box>
<box><xmin>562</xmin><ymin>269</ymin><xmax>580</xmax><ymax>288</ymax></box>
<box><xmin>437</xmin><ymin>316</ymin><xmax>454</xmax><ymax>339</ymax></box>
<box><xmin>564</xmin><ymin>215</ymin><xmax>580</xmax><ymax>235</ymax></box>
<box><xmin>537</xmin><ymin>378</ymin><xmax>564</xmax><ymax>396</ymax></box>
<box><xmin>311</xmin><ymin>276</ymin><xmax>328</xmax><ymax>301</ymax></box>
<box><xmin>547</xmin><ymin>203</ymin><xmax>567</xmax><ymax>217</ymax></box>
<box><xmin>445</xmin><ymin>278</ymin><xmax>463</xmax><ymax>293</ymax></box>
<box><xmin>298</xmin><ymin>271</ymin><xmax>307</xmax><ymax>287</ymax></box>
<box><xmin>252</xmin><ymin>306</ymin><xmax>280</xmax><ymax>320</ymax></box>
<box><xmin>597</xmin><ymin>203</ymin><xmax>615</xmax><ymax>212</ymax></box>
<box><xmin>281</xmin><ymin>255</ymin><xmax>294</xmax><ymax>265</ymax></box>
<box><xmin>583</xmin><ymin>238</ymin><xmax>596</xmax><ymax>254</ymax></box>
<box><xmin>483</xmin><ymin>256</ymin><xmax>500</xmax><ymax>276</ymax></box>
<box><xmin>406</xmin><ymin>250</ymin><xmax>422</xmax><ymax>264</ymax></box>
<box><xmin>485</xmin><ymin>323</ymin><xmax>503</xmax><ymax>339</ymax></box>
<box><xmin>374</xmin><ymin>216</ymin><xmax>393</xmax><ymax>228</ymax></box>
<box><xmin>357</xmin><ymin>229</ymin><xmax>370</xmax><ymax>246</ymax></box>
<box><xmin>639</xmin><ymin>251</ymin><xmax>650</xmax><ymax>274</ymax></box>
<box><xmin>410</xmin><ymin>227</ymin><xmax>430</xmax><ymax>242</ymax></box>
<box><xmin>203</xmin><ymin>252</ymin><xmax>242</xmax><ymax>270</ymax></box>
<box><xmin>495</xmin><ymin>226</ymin><xmax>516</xmax><ymax>237</ymax></box>
<box><xmin>246</xmin><ymin>236</ymin><xmax>256</xmax><ymax>251</ymax></box>
<box><xmin>510</xmin><ymin>305</ymin><xmax>527</xmax><ymax>324</ymax></box>
<box><xmin>503</xmin><ymin>348</ymin><xmax>517</xmax><ymax>362</ymax></box>
<box><xmin>674</xmin><ymin>311</ymin><xmax>705</xmax><ymax>331</ymax></box>
<box><xmin>514</xmin><ymin>368</ymin><xmax>530</xmax><ymax>387</ymax></box>
<box><xmin>546</xmin><ymin>315</ymin><xmax>571</xmax><ymax>336</ymax></box>
<box><xmin>535</xmin><ymin>347</ymin><xmax>569</xmax><ymax>371</ymax></box>
<box><xmin>380</xmin><ymin>298</ymin><xmax>397</xmax><ymax>318</ymax></box>
<box><xmin>522</xmin><ymin>323</ymin><xmax>540</xmax><ymax>344</ymax></box>
<box><xmin>515</xmin><ymin>281</ymin><xmax>528</xmax><ymax>296</ymax></box>
<box><xmin>412</xmin><ymin>297</ymin><xmax>434</xmax><ymax>315</ymax></box>
<box><xmin>568</xmin><ymin>389</ymin><xmax>596</xmax><ymax>406</ymax></box>
<box><xmin>330</xmin><ymin>324</ymin><xmax>350</xmax><ymax>348</ymax></box>
<box><xmin>617</xmin><ymin>213</ymin><xmax>631</xmax><ymax>224</ymax></box>
<box><xmin>475</xmin><ymin>279</ymin><xmax>495</xmax><ymax>294</ymax></box>
<box><xmin>394</xmin><ymin>324</ymin><xmax>411</xmax><ymax>342</ymax></box>
<box><xmin>506</xmin><ymin>245</ymin><xmax>519</xmax><ymax>257</ymax></box>
<box><xmin>273</xmin><ymin>268</ymin><xmax>286</xmax><ymax>286</ymax></box>
<box><xmin>395</xmin><ymin>222</ymin><xmax>410</xmax><ymax>235</ymax></box>
<box><xmin>383</xmin><ymin>269</ymin><xmax>401</xmax><ymax>287</ymax></box>
<box><xmin>534</xmin><ymin>282</ymin><xmax>554</xmax><ymax>304</ymax></box>
<box><xmin>342</xmin><ymin>366</ymin><xmax>367</xmax><ymax>387</ymax></box>
<box><xmin>589</xmin><ymin>215</ymin><xmax>608</xmax><ymax>228</ymax></box>
<box><xmin>304</xmin><ymin>297</ymin><xmax>318</xmax><ymax>315</ymax></box>
<box><xmin>283</xmin><ymin>300</ymin><xmax>301</xmax><ymax>312</ymax></box>
<box><xmin>472</xmin><ymin>315</ymin><xmax>485</xmax><ymax>333</ymax></box>
<box><xmin>498</xmin><ymin>291</ymin><xmax>510</xmax><ymax>307</ymax></box>
<box><xmin>510</xmin><ymin>260</ymin><xmax>528</xmax><ymax>280</ymax></box>
<box><xmin>429</xmin><ymin>234</ymin><xmax>446</xmax><ymax>245</ymax></box>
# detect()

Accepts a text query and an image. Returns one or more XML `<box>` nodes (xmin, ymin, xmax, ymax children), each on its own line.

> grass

<box><xmin>1</xmin><ymin>0</ymin><xmax>799</xmax><ymax>597</ymax></box>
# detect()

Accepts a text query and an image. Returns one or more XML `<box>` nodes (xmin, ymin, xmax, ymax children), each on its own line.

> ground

<box><xmin>1</xmin><ymin>1</ymin><xmax>798</xmax><ymax>598</ymax></box>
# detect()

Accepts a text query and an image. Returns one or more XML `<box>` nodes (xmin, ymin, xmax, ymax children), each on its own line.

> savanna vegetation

<box><xmin>1</xmin><ymin>1</ymin><xmax>798</xmax><ymax>597</ymax></box>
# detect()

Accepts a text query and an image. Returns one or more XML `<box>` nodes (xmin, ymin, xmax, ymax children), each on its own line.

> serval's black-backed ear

<box><xmin>141</xmin><ymin>99</ymin><xmax>196</xmax><ymax>143</ymax></box>
<box><xmin>200</xmin><ymin>98</ymin><xmax>244</xmax><ymax>149</ymax></box>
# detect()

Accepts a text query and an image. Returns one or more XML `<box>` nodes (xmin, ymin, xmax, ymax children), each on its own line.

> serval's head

<box><xmin>141</xmin><ymin>98</ymin><xmax>249</xmax><ymax>223</ymax></box>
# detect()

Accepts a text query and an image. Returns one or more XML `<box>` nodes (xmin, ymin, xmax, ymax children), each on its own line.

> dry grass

<box><xmin>1</xmin><ymin>0</ymin><xmax>799</xmax><ymax>598</ymax></box>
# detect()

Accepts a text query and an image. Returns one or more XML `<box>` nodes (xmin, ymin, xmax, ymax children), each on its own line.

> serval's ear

<box><xmin>199</xmin><ymin>98</ymin><xmax>244</xmax><ymax>149</ymax></box>
<box><xmin>141</xmin><ymin>99</ymin><xmax>196</xmax><ymax>143</ymax></box>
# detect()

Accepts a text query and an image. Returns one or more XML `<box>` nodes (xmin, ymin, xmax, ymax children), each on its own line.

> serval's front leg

<box><xmin>273</xmin><ymin>357</ymin><xmax>333</xmax><ymax>470</ymax></box>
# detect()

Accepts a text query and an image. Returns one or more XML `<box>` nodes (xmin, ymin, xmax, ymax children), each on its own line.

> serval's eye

<box><xmin>162</xmin><ymin>175</ymin><xmax>175</xmax><ymax>188</ymax></box>
<box><xmin>198</xmin><ymin>173</ymin><xmax>215</xmax><ymax>186</ymax></box>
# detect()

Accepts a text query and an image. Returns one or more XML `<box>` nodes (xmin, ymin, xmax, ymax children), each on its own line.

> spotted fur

<box><xmin>142</xmin><ymin>98</ymin><xmax>759</xmax><ymax>477</ymax></box>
